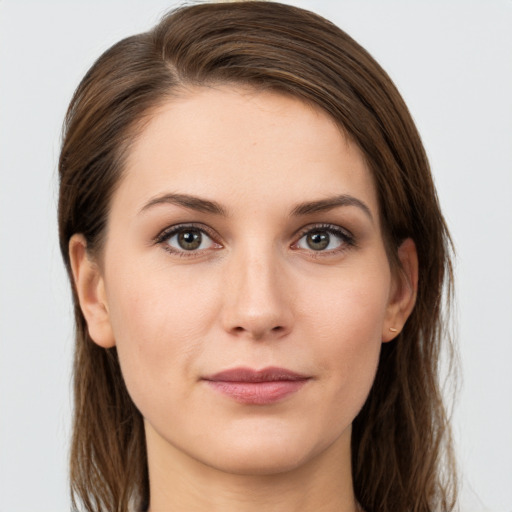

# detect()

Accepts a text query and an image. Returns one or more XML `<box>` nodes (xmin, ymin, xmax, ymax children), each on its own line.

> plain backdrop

<box><xmin>1</xmin><ymin>1</ymin><xmax>511</xmax><ymax>511</ymax></box>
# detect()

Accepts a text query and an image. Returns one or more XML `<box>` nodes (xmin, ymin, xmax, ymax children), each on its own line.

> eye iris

<box><xmin>306</xmin><ymin>231</ymin><xmax>330</xmax><ymax>250</ymax></box>
<box><xmin>178</xmin><ymin>230</ymin><xmax>202</xmax><ymax>250</ymax></box>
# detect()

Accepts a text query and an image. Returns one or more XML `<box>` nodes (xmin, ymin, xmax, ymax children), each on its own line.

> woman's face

<box><xmin>73</xmin><ymin>86</ymin><xmax>415</xmax><ymax>476</ymax></box>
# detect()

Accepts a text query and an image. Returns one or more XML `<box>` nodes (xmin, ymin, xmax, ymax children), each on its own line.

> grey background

<box><xmin>1</xmin><ymin>1</ymin><xmax>511</xmax><ymax>510</ymax></box>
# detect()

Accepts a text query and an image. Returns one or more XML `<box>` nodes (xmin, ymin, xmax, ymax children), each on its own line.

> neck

<box><xmin>145</xmin><ymin>422</ymin><xmax>358</xmax><ymax>512</ymax></box>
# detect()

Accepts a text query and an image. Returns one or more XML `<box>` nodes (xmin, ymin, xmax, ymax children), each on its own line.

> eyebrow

<box><xmin>140</xmin><ymin>193</ymin><xmax>227</xmax><ymax>216</ymax></box>
<box><xmin>290</xmin><ymin>194</ymin><xmax>374</xmax><ymax>222</ymax></box>
<box><xmin>140</xmin><ymin>192</ymin><xmax>373</xmax><ymax>222</ymax></box>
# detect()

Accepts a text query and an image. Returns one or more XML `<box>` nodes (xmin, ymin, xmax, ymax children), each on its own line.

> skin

<box><xmin>70</xmin><ymin>86</ymin><xmax>417</xmax><ymax>512</ymax></box>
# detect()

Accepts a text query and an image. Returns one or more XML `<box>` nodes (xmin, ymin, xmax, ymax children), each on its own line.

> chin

<box><xmin>193</xmin><ymin>425</ymin><xmax>341</xmax><ymax>477</ymax></box>
<box><xmin>205</xmin><ymin>445</ymin><xmax>312</xmax><ymax>476</ymax></box>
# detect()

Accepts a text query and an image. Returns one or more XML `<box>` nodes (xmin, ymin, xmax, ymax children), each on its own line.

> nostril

<box><xmin>230</xmin><ymin>325</ymin><xmax>285</xmax><ymax>337</ymax></box>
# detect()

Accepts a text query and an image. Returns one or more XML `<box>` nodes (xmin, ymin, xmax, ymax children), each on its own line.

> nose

<box><xmin>221</xmin><ymin>245</ymin><xmax>293</xmax><ymax>341</ymax></box>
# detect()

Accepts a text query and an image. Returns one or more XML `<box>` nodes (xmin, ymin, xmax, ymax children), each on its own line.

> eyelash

<box><xmin>292</xmin><ymin>223</ymin><xmax>356</xmax><ymax>257</ymax></box>
<box><xmin>154</xmin><ymin>222</ymin><xmax>356</xmax><ymax>258</ymax></box>
<box><xmin>154</xmin><ymin>223</ymin><xmax>220</xmax><ymax>258</ymax></box>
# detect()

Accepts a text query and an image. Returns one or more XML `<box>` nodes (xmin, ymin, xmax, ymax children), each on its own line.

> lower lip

<box><xmin>205</xmin><ymin>380</ymin><xmax>309</xmax><ymax>405</ymax></box>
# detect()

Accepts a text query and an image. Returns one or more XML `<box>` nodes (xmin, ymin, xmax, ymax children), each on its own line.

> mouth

<box><xmin>202</xmin><ymin>366</ymin><xmax>311</xmax><ymax>405</ymax></box>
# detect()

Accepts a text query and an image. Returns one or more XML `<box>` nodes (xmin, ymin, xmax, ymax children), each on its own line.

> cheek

<box><xmin>103</xmin><ymin>262</ymin><xmax>221</xmax><ymax>414</ymax></box>
<box><xmin>298</xmin><ymin>265</ymin><xmax>390</xmax><ymax>403</ymax></box>
<box><xmin>303</xmin><ymin>265</ymin><xmax>390</xmax><ymax>344</ymax></box>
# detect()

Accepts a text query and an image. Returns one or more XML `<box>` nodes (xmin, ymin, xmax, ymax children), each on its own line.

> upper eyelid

<box><xmin>156</xmin><ymin>221</ymin><xmax>350</xmax><ymax>237</ymax></box>
<box><xmin>294</xmin><ymin>222</ymin><xmax>353</xmax><ymax>239</ymax></box>
<box><xmin>154</xmin><ymin>222</ymin><xmax>220</xmax><ymax>244</ymax></box>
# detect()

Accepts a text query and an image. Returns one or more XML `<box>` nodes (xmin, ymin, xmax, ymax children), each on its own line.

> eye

<box><xmin>294</xmin><ymin>225</ymin><xmax>354</xmax><ymax>253</ymax></box>
<box><xmin>156</xmin><ymin>224</ymin><xmax>221</xmax><ymax>255</ymax></box>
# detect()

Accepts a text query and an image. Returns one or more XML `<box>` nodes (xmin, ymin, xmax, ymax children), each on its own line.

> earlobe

<box><xmin>69</xmin><ymin>234</ymin><xmax>116</xmax><ymax>348</ymax></box>
<box><xmin>382</xmin><ymin>238</ymin><xmax>418</xmax><ymax>342</ymax></box>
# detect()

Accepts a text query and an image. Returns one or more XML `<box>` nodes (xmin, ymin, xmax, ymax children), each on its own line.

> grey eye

<box><xmin>305</xmin><ymin>231</ymin><xmax>330</xmax><ymax>250</ymax></box>
<box><xmin>167</xmin><ymin>228</ymin><xmax>215</xmax><ymax>251</ymax></box>
<box><xmin>297</xmin><ymin>229</ymin><xmax>345</xmax><ymax>251</ymax></box>
<box><xmin>178</xmin><ymin>230</ymin><xmax>202</xmax><ymax>250</ymax></box>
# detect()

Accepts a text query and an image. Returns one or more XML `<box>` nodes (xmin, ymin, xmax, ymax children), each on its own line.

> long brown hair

<box><xmin>58</xmin><ymin>2</ymin><xmax>457</xmax><ymax>511</ymax></box>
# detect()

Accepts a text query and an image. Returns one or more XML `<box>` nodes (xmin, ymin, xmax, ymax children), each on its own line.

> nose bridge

<box><xmin>222</xmin><ymin>236</ymin><xmax>292</xmax><ymax>339</ymax></box>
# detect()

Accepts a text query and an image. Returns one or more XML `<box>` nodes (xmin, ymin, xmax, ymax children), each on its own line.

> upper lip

<box><xmin>203</xmin><ymin>366</ymin><xmax>310</xmax><ymax>383</ymax></box>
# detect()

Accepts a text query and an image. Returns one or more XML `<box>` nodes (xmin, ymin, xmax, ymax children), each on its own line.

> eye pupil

<box><xmin>307</xmin><ymin>231</ymin><xmax>330</xmax><ymax>250</ymax></box>
<box><xmin>178</xmin><ymin>230</ymin><xmax>202</xmax><ymax>250</ymax></box>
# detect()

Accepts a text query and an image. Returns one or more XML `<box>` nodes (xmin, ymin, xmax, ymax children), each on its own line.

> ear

<box><xmin>69</xmin><ymin>234</ymin><xmax>115</xmax><ymax>348</ymax></box>
<box><xmin>382</xmin><ymin>238</ymin><xmax>418</xmax><ymax>342</ymax></box>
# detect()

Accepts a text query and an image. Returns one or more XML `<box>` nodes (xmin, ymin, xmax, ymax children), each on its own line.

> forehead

<box><xmin>117</xmin><ymin>85</ymin><xmax>379</xmax><ymax>219</ymax></box>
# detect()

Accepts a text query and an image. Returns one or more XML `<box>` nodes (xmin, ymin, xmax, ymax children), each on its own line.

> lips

<box><xmin>202</xmin><ymin>366</ymin><xmax>310</xmax><ymax>405</ymax></box>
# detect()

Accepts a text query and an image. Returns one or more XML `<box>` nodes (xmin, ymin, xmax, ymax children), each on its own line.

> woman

<box><xmin>58</xmin><ymin>2</ymin><xmax>457</xmax><ymax>511</ymax></box>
